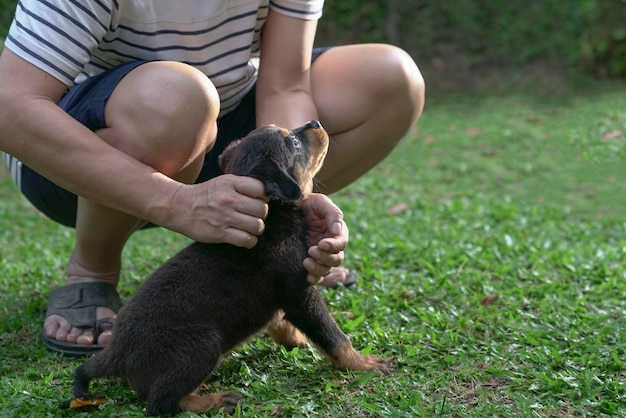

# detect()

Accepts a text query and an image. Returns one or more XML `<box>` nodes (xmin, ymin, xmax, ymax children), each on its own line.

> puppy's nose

<box><xmin>309</xmin><ymin>120</ymin><xmax>322</xmax><ymax>129</ymax></box>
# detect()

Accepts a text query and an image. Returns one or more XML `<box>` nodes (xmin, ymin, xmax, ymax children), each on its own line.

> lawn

<box><xmin>1</xmin><ymin>81</ymin><xmax>626</xmax><ymax>417</ymax></box>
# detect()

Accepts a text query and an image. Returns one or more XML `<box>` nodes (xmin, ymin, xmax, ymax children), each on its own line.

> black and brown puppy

<box><xmin>68</xmin><ymin>121</ymin><xmax>392</xmax><ymax>416</ymax></box>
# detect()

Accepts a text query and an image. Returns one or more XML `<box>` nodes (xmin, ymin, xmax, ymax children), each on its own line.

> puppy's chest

<box><xmin>257</xmin><ymin>208</ymin><xmax>308</xmax><ymax>262</ymax></box>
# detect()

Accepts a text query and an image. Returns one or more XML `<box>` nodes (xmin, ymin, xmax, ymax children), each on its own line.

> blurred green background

<box><xmin>1</xmin><ymin>0</ymin><xmax>625</xmax><ymax>94</ymax></box>
<box><xmin>315</xmin><ymin>0</ymin><xmax>626</xmax><ymax>89</ymax></box>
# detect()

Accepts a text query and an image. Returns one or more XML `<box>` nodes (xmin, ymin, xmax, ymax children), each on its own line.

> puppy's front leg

<box><xmin>281</xmin><ymin>288</ymin><xmax>393</xmax><ymax>374</ymax></box>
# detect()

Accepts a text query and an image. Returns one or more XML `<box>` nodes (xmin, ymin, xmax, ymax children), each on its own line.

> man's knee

<box><xmin>102</xmin><ymin>61</ymin><xmax>220</xmax><ymax>176</ymax></box>
<box><xmin>375</xmin><ymin>45</ymin><xmax>425</xmax><ymax>125</ymax></box>
<box><xmin>119</xmin><ymin>61</ymin><xmax>220</xmax><ymax>123</ymax></box>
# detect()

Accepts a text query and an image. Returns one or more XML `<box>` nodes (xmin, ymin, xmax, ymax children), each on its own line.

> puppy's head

<box><xmin>218</xmin><ymin>120</ymin><xmax>329</xmax><ymax>201</ymax></box>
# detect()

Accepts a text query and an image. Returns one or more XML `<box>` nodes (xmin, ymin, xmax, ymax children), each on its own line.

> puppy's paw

<box><xmin>367</xmin><ymin>355</ymin><xmax>397</xmax><ymax>375</ymax></box>
<box><xmin>346</xmin><ymin>353</ymin><xmax>395</xmax><ymax>375</ymax></box>
<box><xmin>180</xmin><ymin>391</ymin><xmax>243</xmax><ymax>415</ymax></box>
<box><xmin>329</xmin><ymin>344</ymin><xmax>396</xmax><ymax>375</ymax></box>
<box><xmin>215</xmin><ymin>392</ymin><xmax>244</xmax><ymax>415</ymax></box>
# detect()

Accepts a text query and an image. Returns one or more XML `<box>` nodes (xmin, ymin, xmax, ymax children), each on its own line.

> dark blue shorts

<box><xmin>17</xmin><ymin>48</ymin><xmax>329</xmax><ymax>228</ymax></box>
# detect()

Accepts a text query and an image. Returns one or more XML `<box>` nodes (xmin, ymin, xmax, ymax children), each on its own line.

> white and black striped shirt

<box><xmin>5</xmin><ymin>0</ymin><xmax>324</xmax><ymax>116</ymax></box>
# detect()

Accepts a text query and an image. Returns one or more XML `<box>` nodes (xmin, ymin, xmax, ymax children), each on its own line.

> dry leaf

<box><xmin>68</xmin><ymin>395</ymin><xmax>107</xmax><ymax>410</ymax></box>
<box><xmin>602</xmin><ymin>130</ymin><xmax>622</xmax><ymax>140</ymax></box>
<box><xmin>480</xmin><ymin>294</ymin><xmax>500</xmax><ymax>306</ymax></box>
<box><xmin>431</xmin><ymin>57</ymin><xmax>446</xmax><ymax>70</ymax></box>
<box><xmin>465</xmin><ymin>127</ymin><xmax>484</xmax><ymax>137</ymax></box>
<box><xmin>387</xmin><ymin>203</ymin><xmax>409</xmax><ymax>214</ymax></box>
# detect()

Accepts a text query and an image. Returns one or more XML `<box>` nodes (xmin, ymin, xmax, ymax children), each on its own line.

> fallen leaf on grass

<box><xmin>465</xmin><ymin>127</ymin><xmax>484</xmax><ymax>137</ymax></box>
<box><xmin>480</xmin><ymin>294</ymin><xmax>500</xmax><ymax>306</ymax></box>
<box><xmin>602</xmin><ymin>130</ymin><xmax>623</xmax><ymax>140</ymax></box>
<box><xmin>387</xmin><ymin>203</ymin><xmax>409</xmax><ymax>214</ymax></box>
<box><xmin>63</xmin><ymin>394</ymin><xmax>107</xmax><ymax>410</ymax></box>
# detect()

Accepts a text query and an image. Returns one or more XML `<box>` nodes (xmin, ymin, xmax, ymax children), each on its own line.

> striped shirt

<box><xmin>5</xmin><ymin>0</ymin><xmax>324</xmax><ymax>116</ymax></box>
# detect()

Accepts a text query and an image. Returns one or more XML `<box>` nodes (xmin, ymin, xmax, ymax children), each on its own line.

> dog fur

<box><xmin>69</xmin><ymin>121</ymin><xmax>393</xmax><ymax>416</ymax></box>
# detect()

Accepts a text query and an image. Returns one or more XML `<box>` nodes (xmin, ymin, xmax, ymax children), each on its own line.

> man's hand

<box><xmin>299</xmin><ymin>193</ymin><xmax>349</xmax><ymax>284</ymax></box>
<box><xmin>170</xmin><ymin>174</ymin><xmax>269</xmax><ymax>248</ymax></box>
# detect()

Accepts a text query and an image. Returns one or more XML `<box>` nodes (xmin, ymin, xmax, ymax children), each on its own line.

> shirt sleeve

<box><xmin>269</xmin><ymin>0</ymin><xmax>324</xmax><ymax>20</ymax></box>
<box><xmin>4</xmin><ymin>0</ymin><xmax>113</xmax><ymax>85</ymax></box>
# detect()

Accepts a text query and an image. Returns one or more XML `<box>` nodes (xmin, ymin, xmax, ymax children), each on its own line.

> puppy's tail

<box><xmin>62</xmin><ymin>353</ymin><xmax>117</xmax><ymax>410</ymax></box>
<box><xmin>74</xmin><ymin>360</ymin><xmax>97</xmax><ymax>399</ymax></box>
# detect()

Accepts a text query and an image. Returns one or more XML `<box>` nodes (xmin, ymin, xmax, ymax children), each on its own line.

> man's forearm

<box><xmin>0</xmin><ymin>97</ymin><xmax>181</xmax><ymax>227</ymax></box>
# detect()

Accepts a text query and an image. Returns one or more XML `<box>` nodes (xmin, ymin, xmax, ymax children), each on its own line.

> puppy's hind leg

<box><xmin>266</xmin><ymin>310</ymin><xmax>308</xmax><ymax>349</ymax></box>
<box><xmin>281</xmin><ymin>288</ymin><xmax>394</xmax><ymax>375</ymax></box>
<box><xmin>144</xmin><ymin>348</ymin><xmax>242</xmax><ymax>416</ymax></box>
<box><xmin>147</xmin><ymin>377</ymin><xmax>243</xmax><ymax>416</ymax></box>
<box><xmin>179</xmin><ymin>392</ymin><xmax>243</xmax><ymax>415</ymax></box>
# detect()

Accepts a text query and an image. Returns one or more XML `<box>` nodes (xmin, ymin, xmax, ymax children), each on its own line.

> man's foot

<box><xmin>42</xmin><ymin>275</ymin><xmax>121</xmax><ymax>357</ymax></box>
<box><xmin>318</xmin><ymin>266</ymin><xmax>357</xmax><ymax>288</ymax></box>
<box><xmin>43</xmin><ymin>288</ymin><xmax>118</xmax><ymax>345</ymax></box>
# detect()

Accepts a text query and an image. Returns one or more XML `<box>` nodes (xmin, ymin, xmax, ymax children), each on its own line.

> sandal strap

<box><xmin>46</xmin><ymin>282</ymin><xmax>121</xmax><ymax>329</ymax></box>
<box><xmin>94</xmin><ymin>317</ymin><xmax>116</xmax><ymax>340</ymax></box>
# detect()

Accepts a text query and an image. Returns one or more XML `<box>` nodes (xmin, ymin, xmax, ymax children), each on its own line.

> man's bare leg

<box><xmin>44</xmin><ymin>61</ymin><xmax>220</xmax><ymax>346</ymax></box>
<box><xmin>310</xmin><ymin>44</ymin><xmax>425</xmax><ymax>287</ymax></box>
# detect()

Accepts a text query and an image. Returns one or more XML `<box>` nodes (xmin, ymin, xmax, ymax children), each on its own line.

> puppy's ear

<box><xmin>218</xmin><ymin>140</ymin><xmax>242</xmax><ymax>172</ymax></box>
<box><xmin>252</xmin><ymin>160</ymin><xmax>302</xmax><ymax>201</ymax></box>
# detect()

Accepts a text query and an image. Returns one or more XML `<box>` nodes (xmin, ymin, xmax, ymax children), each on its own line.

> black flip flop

<box><xmin>343</xmin><ymin>271</ymin><xmax>357</xmax><ymax>288</ymax></box>
<box><xmin>41</xmin><ymin>282</ymin><xmax>120</xmax><ymax>357</ymax></box>
<box><xmin>322</xmin><ymin>271</ymin><xmax>357</xmax><ymax>289</ymax></box>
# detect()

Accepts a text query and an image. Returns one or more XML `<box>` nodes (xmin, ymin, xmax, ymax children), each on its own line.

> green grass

<box><xmin>2</xmin><ymin>83</ymin><xmax>626</xmax><ymax>417</ymax></box>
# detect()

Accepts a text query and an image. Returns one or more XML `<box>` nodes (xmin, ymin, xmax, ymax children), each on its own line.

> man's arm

<box><xmin>0</xmin><ymin>50</ymin><xmax>182</xmax><ymax>225</ymax></box>
<box><xmin>255</xmin><ymin>9</ymin><xmax>319</xmax><ymax>129</ymax></box>
<box><xmin>0</xmin><ymin>50</ymin><xmax>267</xmax><ymax>247</ymax></box>
<box><xmin>255</xmin><ymin>11</ymin><xmax>349</xmax><ymax>281</ymax></box>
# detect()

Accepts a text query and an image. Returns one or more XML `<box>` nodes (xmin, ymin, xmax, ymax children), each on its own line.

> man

<box><xmin>0</xmin><ymin>0</ymin><xmax>424</xmax><ymax>356</ymax></box>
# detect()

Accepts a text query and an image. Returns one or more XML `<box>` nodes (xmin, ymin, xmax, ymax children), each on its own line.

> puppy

<box><xmin>67</xmin><ymin>121</ymin><xmax>393</xmax><ymax>416</ymax></box>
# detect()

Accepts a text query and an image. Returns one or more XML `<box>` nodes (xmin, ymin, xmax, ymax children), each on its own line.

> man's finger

<box><xmin>317</xmin><ymin>235</ymin><xmax>348</xmax><ymax>253</ymax></box>
<box><xmin>303</xmin><ymin>257</ymin><xmax>331</xmax><ymax>279</ymax></box>
<box><xmin>232</xmin><ymin>175</ymin><xmax>269</xmax><ymax>201</ymax></box>
<box><xmin>223</xmin><ymin>227</ymin><xmax>259</xmax><ymax>249</ymax></box>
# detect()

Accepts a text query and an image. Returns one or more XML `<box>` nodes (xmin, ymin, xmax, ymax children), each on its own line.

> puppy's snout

<box><xmin>308</xmin><ymin>120</ymin><xmax>322</xmax><ymax>129</ymax></box>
